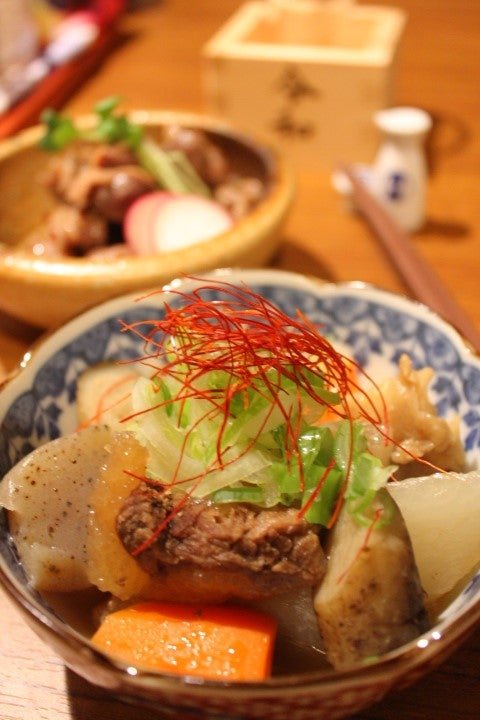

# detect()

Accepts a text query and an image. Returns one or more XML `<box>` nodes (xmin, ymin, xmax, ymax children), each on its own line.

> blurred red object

<box><xmin>46</xmin><ymin>1</ymin><xmax>125</xmax><ymax>22</ymax></box>
<box><xmin>89</xmin><ymin>1</ymin><xmax>126</xmax><ymax>25</ymax></box>
<box><xmin>0</xmin><ymin>1</ymin><xmax>125</xmax><ymax>140</ymax></box>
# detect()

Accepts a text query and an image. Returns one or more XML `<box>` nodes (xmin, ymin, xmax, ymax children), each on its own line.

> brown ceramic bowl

<box><xmin>0</xmin><ymin>111</ymin><xmax>294</xmax><ymax>328</ymax></box>
<box><xmin>0</xmin><ymin>269</ymin><xmax>479</xmax><ymax>720</ymax></box>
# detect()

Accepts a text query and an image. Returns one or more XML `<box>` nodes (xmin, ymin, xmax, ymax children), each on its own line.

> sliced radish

<box><xmin>152</xmin><ymin>194</ymin><xmax>233</xmax><ymax>253</ymax></box>
<box><xmin>124</xmin><ymin>192</ymin><xmax>233</xmax><ymax>256</ymax></box>
<box><xmin>124</xmin><ymin>191</ymin><xmax>173</xmax><ymax>255</ymax></box>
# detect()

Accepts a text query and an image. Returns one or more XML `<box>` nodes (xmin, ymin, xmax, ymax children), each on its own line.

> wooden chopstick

<box><xmin>342</xmin><ymin>164</ymin><xmax>480</xmax><ymax>352</ymax></box>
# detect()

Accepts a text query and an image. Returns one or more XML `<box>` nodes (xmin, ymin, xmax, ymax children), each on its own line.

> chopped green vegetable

<box><xmin>345</xmin><ymin>453</ymin><xmax>396</xmax><ymax>526</ymax></box>
<box><xmin>39</xmin><ymin>109</ymin><xmax>79</xmax><ymax>152</ymax></box>
<box><xmin>302</xmin><ymin>466</ymin><xmax>343</xmax><ymax>525</ymax></box>
<box><xmin>89</xmin><ymin>96</ymin><xmax>143</xmax><ymax>148</ymax></box>
<box><xmin>136</xmin><ymin>137</ymin><xmax>211</xmax><ymax>197</ymax></box>
<box><xmin>212</xmin><ymin>486</ymin><xmax>266</xmax><ymax>504</ymax></box>
<box><xmin>39</xmin><ymin>96</ymin><xmax>143</xmax><ymax>152</ymax></box>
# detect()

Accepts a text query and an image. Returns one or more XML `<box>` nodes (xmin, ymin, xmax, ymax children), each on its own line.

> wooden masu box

<box><xmin>202</xmin><ymin>1</ymin><xmax>406</xmax><ymax>169</ymax></box>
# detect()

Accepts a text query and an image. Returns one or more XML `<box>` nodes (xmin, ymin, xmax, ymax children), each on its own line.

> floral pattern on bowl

<box><xmin>0</xmin><ymin>268</ymin><xmax>479</xmax><ymax>720</ymax></box>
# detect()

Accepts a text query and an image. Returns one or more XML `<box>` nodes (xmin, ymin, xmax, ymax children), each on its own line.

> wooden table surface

<box><xmin>0</xmin><ymin>1</ymin><xmax>479</xmax><ymax>718</ymax></box>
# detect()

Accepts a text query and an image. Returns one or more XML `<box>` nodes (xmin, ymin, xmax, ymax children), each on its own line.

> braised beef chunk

<box><xmin>90</xmin><ymin>143</ymin><xmax>138</xmax><ymax>168</ymax></box>
<box><xmin>21</xmin><ymin>141</ymin><xmax>158</xmax><ymax>257</ymax></box>
<box><xmin>22</xmin><ymin>205</ymin><xmax>108</xmax><ymax>258</ymax></box>
<box><xmin>214</xmin><ymin>176</ymin><xmax>264</xmax><ymax>220</ymax></box>
<box><xmin>162</xmin><ymin>125</ymin><xmax>230</xmax><ymax>186</ymax></box>
<box><xmin>44</xmin><ymin>141</ymin><xmax>157</xmax><ymax>222</ymax></box>
<box><xmin>116</xmin><ymin>482</ymin><xmax>326</xmax><ymax>600</ymax></box>
<box><xmin>90</xmin><ymin>166</ymin><xmax>157</xmax><ymax>222</ymax></box>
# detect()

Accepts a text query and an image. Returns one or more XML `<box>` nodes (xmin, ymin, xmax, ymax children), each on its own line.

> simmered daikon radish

<box><xmin>388</xmin><ymin>470</ymin><xmax>480</xmax><ymax>601</ymax></box>
<box><xmin>77</xmin><ymin>362</ymin><xmax>139</xmax><ymax>429</ymax></box>
<box><xmin>87</xmin><ymin>431</ymin><xmax>150</xmax><ymax>600</ymax></box>
<box><xmin>314</xmin><ymin>490</ymin><xmax>428</xmax><ymax>670</ymax></box>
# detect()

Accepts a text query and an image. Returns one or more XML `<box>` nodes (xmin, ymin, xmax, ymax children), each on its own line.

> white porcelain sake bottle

<box><xmin>370</xmin><ymin>107</ymin><xmax>432</xmax><ymax>233</ymax></box>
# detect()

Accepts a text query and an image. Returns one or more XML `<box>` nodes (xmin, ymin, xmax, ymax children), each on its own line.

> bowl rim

<box><xmin>0</xmin><ymin>267</ymin><xmax>479</xmax><ymax>696</ymax></box>
<box><xmin>0</xmin><ymin>110</ymin><xmax>295</xmax><ymax>284</ymax></box>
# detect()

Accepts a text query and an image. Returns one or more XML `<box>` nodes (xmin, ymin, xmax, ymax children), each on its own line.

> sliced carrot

<box><xmin>91</xmin><ymin>601</ymin><xmax>276</xmax><ymax>681</ymax></box>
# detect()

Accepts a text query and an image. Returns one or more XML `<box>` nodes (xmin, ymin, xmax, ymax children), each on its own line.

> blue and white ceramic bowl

<box><xmin>0</xmin><ymin>268</ymin><xmax>479</xmax><ymax>720</ymax></box>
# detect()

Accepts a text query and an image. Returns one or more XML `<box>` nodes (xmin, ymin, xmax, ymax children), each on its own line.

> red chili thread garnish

<box><xmin>123</xmin><ymin>468</ymin><xmax>152</xmax><ymax>484</ymax></box>
<box><xmin>363</xmin><ymin>505</ymin><xmax>384</xmax><ymax>547</ymax></box>
<box><xmin>336</xmin><ymin>505</ymin><xmax>384</xmax><ymax>585</ymax></box>
<box><xmin>77</xmin><ymin>372</ymin><xmax>138</xmax><ymax>430</ymax></box>
<box><xmin>130</xmin><ymin>486</ymin><xmax>194</xmax><ymax>557</ymax></box>
<box><xmin>327</xmin><ymin>479</ymin><xmax>347</xmax><ymax>530</ymax></box>
<box><xmin>297</xmin><ymin>458</ymin><xmax>336</xmax><ymax>519</ymax></box>
<box><xmin>118</xmin><ymin>278</ymin><xmax>433</xmax><ymax>554</ymax></box>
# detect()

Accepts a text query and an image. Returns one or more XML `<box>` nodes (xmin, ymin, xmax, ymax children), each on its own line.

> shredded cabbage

<box><xmin>130</xmin><ymin>337</ymin><xmax>396</xmax><ymax>527</ymax></box>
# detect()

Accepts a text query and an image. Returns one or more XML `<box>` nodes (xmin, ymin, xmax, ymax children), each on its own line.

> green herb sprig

<box><xmin>39</xmin><ymin>96</ymin><xmax>142</xmax><ymax>152</ymax></box>
<box><xmin>38</xmin><ymin>96</ymin><xmax>211</xmax><ymax>197</ymax></box>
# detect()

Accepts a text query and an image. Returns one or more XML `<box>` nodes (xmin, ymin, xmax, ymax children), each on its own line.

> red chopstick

<box><xmin>0</xmin><ymin>26</ymin><xmax>119</xmax><ymax>141</ymax></box>
<box><xmin>342</xmin><ymin>164</ymin><xmax>480</xmax><ymax>352</ymax></box>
